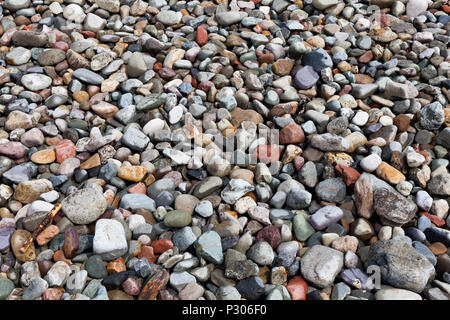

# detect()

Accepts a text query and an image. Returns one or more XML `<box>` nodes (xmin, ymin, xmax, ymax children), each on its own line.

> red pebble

<box><xmin>43</xmin><ymin>288</ymin><xmax>63</xmax><ymax>300</ymax></box>
<box><xmin>256</xmin><ymin>225</ymin><xmax>281</xmax><ymax>249</ymax></box>
<box><xmin>54</xmin><ymin>139</ymin><xmax>76</xmax><ymax>163</ymax></box>
<box><xmin>279</xmin><ymin>123</ymin><xmax>305</xmax><ymax>145</ymax></box>
<box><xmin>196</xmin><ymin>26</ymin><xmax>208</xmax><ymax>46</ymax></box>
<box><xmin>335</xmin><ymin>165</ymin><xmax>361</xmax><ymax>187</ymax></box>
<box><xmin>151</xmin><ymin>239</ymin><xmax>174</xmax><ymax>254</ymax></box>
<box><xmin>339</xmin><ymin>84</ymin><xmax>353</xmax><ymax>95</ymax></box>
<box><xmin>38</xmin><ymin>260</ymin><xmax>53</xmax><ymax>277</ymax></box>
<box><xmin>294</xmin><ymin>156</ymin><xmax>305</xmax><ymax>171</ymax></box>
<box><xmin>253</xmin><ymin>144</ymin><xmax>280</xmax><ymax>164</ymax></box>
<box><xmin>122</xmin><ymin>277</ymin><xmax>141</xmax><ymax>296</ymax></box>
<box><xmin>79</xmin><ymin>30</ymin><xmax>96</xmax><ymax>38</ymax></box>
<box><xmin>53</xmin><ymin>41</ymin><xmax>69</xmax><ymax>51</ymax></box>
<box><xmin>64</xmin><ymin>227</ymin><xmax>79</xmax><ymax>259</ymax></box>
<box><xmin>286</xmin><ymin>276</ymin><xmax>308</xmax><ymax>300</ymax></box>
<box><xmin>55</xmin><ymin>61</ymin><xmax>68</xmax><ymax>72</ymax></box>
<box><xmin>98</xmin><ymin>209</ymin><xmax>114</xmax><ymax>220</ymax></box>
<box><xmin>138</xmin><ymin>245</ymin><xmax>157</xmax><ymax>263</ymax></box>
<box><xmin>420</xmin><ymin>212</ymin><xmax>445</xmax><ymax>227</ymax></box>
<box><xmin>191</xmin><ymin>76</ymin><xmax>198</xmax><ymax>88</ymax></box>
<box><xmin>153</xmin><ymin>62</ymin><xmax>163</xmax><ymax>72</ymax></box>
<box><xmin>0</xmin><ymin>142</ymin><xmax>25</xmax><ymax>159</ymax></box>
<box><xmin>198</xmin><ymin>80</ymin><xmax>214</xmax><ymax>92</ymax></box>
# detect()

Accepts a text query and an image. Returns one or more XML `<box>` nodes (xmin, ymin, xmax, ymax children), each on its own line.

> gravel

<box><xmin>0</xmin><ymin>0</ymin><xmax>448</xmax><ymax>302</ymax></box>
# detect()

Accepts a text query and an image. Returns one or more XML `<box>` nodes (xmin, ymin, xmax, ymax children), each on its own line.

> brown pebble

<box><xmin>428</xmin><ymin>242</ymin><xmax>447</xmax><ymax>255</ymax></box>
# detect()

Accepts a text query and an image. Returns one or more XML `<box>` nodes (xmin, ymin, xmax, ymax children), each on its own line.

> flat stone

<box><xmin>72</xmin><ymin>68</ymin><xmax>105</xmax><ymax>85</ymax></box>
<box><xmin>21</xmin><ymin>73</ymin><xmax>52</xmax><ymax>91</ymax></box>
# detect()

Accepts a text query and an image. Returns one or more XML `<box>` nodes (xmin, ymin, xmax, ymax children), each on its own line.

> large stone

<box><xmin>12</xmin><ymin>31</ymin><xmax>48</xmax><ymax>47</ymax></box>
<box><xmin>127</xmin><ymin>52</ymin><xmax>148</xmax><ymax>78</ymax></box>
<box><xmin>366</xmin><ymin>240</ymin><xmax>435</xmax><ymax>293</ymax></box>
<box><xmin>156</xmin><ymin>10</ymin><xmax>182</xmax><ymax>25</ymax></box>
<box><xmin>96</xmin><ymin>0</ymin><xmax>120</xmax><ymax>12</ymax></box>
<box><xmin>312</xmin><ymin>0</ymin><xmax>339</xmax><ymax>10</ymax></box>
<box><xmin>194</xmin><ymin>231</ymin><xmax>223</xmax><ymax>264</ymax></box>
<box><xmin>61</xmin><ymin>188</ymin><xmax>107</xmax><ymax>224</ymax></box>
<box><xmin>72</xmin><ymin>68</ymin><xmax>105</xmax><ymax>85</ymax></box>
<box><xmin>294</xmin><ymin>66</ymin><xmax>319</xmax><ymax>89</ymax></box>
<box><xmin>315</xmin><ymin>178</ymin><xmax>347</xmax><ymax>203</ymax></box>
<box><xmin>21</xmin><ymin>74</ymin><xmax>52</xmax><ymax>91</ymax></box>
<box><xmin>14</xmin><ymin>179</ymin><xmax>53</xmax><ymax>204</ymax></box>
<box><xmin>420</xmin><ymin>102</ymin><xmax>445</xmax><ymax>130</ymax></box>
<box><xmin>309</xmin><ymin>206</ymin><xmax>344</xmax><ymax>230</ymax></box>
<box><xmin>300</xmin><ymin>245</ymin><xmax>344</xmax><ymax>288</ymax></box>
<box><xmin>3</xmin><ymin>0</ymin><xmax>30</xmax><ymax>11</ymax></box>
<box><xmin>93</xmin><ymin>219</ymin><xmax>128</xmax><ymax>261</ymax></box>
<box><xmin>302</xmin><ymin>48</ymin><xmax>333</xmax><ymax>73</ymax></box>
<box><xmin>120</xmin><ymin>194</ymin><xmax>156</xmax><ymax>212</ymax></box>
<box><xmin>406</xmin><ymin>0</ymin><xmax>428</xmax><ymax>17</ymax></box>
<box><xmin>373</xmin><ymin>188</ymin><xmax>417</xmax><ymax>226</ymax></box>
<box><xmin>375</xmin><ymin>288</ymin><xmax>422</xmax><ymax>300</ymax></box>
<box><xmin>427</xmin><ymin>173</ymin><xmax>450</xmax><ymax>196</ymax></box>
<box><xmin>37</xmin><ymin>49</ymin><xmax>66</xmax><ymax>66</ymax></box>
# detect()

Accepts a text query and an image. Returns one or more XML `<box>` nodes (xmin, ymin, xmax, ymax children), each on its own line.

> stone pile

<box><xmin>0</xmin><ymin>0</ymin><xmax>448</xmax><ymax>300</ymax></box>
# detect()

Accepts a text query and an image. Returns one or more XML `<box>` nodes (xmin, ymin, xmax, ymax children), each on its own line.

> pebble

<box><xmin>375</xmin><ymin>288</ymin><xmax>422</xmax><ymax>300</ymax></box>
<box><xmin>62</xmin><ymin>188</ymin><xmax>107</xmax><ymax>225</ymax></box>
<box><xmin>0</xmin><ymin>0</ymin><xmax>446</xmax><ymax>302</ymax></box>
<box><xmin>21</xmin><ymin>74</ymin><xmax>52</xmax><ymax>91</ymax></box>
<box><xmin>366</xmin><ymin>240</ymin><xmax>435</xmax><ymax>293</ymax></box>
<box><xmin>194</xmin><ymin>231</ymin><xmax>223</xmax><ymax>264</ymax></box>
<box><xmin>300</xmin><ymin>245</ymin><xmax>344</xmax><ymax>288</ymax></box>
<box><xmin>93</xmin><ymin>219</ymin><xmax>128</xmax><ymax>261</ymax></box>
<box><xmin>309</xmin><ymin>206</ymin><xmax>344</xmax><ymax>230</ymax></box>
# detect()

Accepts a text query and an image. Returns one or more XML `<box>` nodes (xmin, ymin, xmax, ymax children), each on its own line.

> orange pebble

<box><xmin>53</xmin><ymin>250</ymin><xmax>72</xmax><ymax>265</ymax></box>
<box><xmin>107</xmin><ymin>257</ymin><xmax>127</xmax><ymax>274</ymax></box>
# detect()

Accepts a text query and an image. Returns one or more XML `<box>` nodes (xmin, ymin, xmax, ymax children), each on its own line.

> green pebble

<box><xmin>293</xmin><ymin>213</ymin><xmax>315</xmax><ymax>242</ymax></box>
<box><xmin>0</xmin><ymin>276</ymin><xmax>15</xmax><ymax>300</ymax></box>
<box><xmin>164</xmin><ymin>210</ymin><xmax>192</xmax><ymax>228</ymax></box>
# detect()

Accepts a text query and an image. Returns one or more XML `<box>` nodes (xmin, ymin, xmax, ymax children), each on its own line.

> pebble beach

<box><xmin>0</xmin><ymin>0</ymin><xmax>448</xmax><ymax>301</ymax></box>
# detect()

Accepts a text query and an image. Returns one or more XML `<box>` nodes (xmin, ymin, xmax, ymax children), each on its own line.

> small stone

<box><xmin>312</xmin><ymin>0</ymin><xmax>339</xmax><ymax>10</ymax></box>
<box><xmin>85</xmin><ymin>255</ymin><xmax>108</xmax><ymax>279</ymax></box>
<box><xmin>31</xmin><ymin>149</ymin><xmax>55</xmax><ymax>164</ymax></box>
<box><xmin>118</xmin><ymin>166</ymin><xmax>147</xmax><ymax>182</ymax></box>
